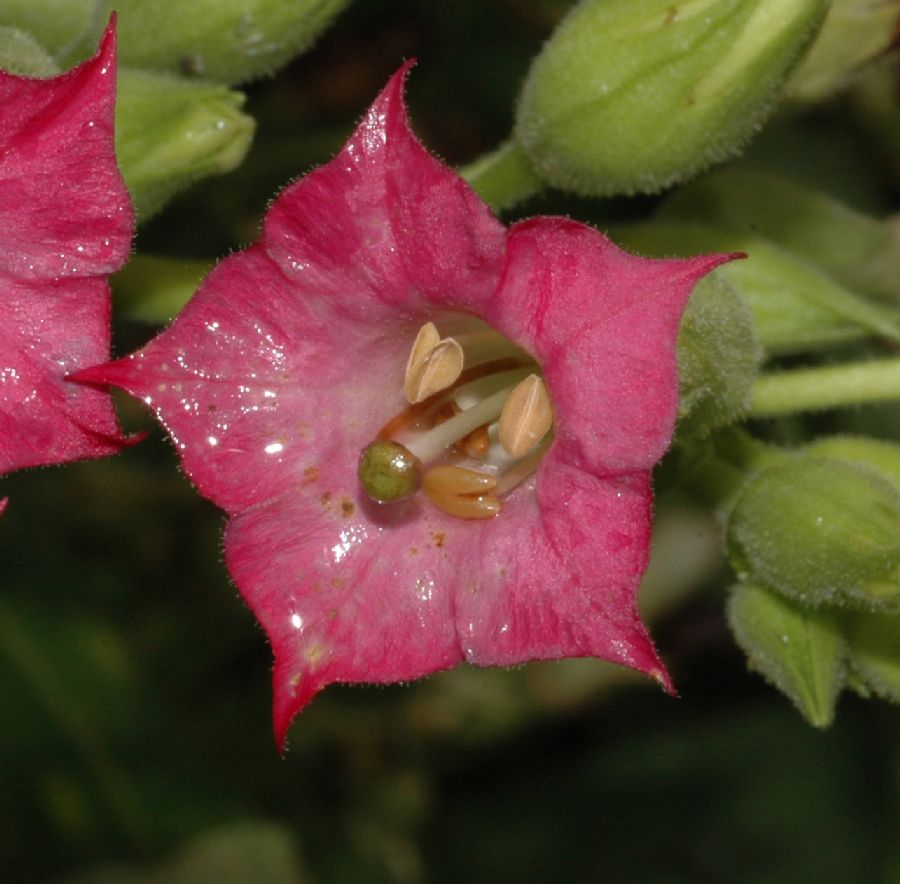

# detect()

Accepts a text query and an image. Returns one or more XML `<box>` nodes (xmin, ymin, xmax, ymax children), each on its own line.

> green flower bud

<box><xmin>0</xmin><ymin>0</ymin><xmax>94</xmax><ymax>59</ymax></box>
<box><xmin>116</xmin><ymin>69</ymin><xmax>255</xmax><ymax>221</ymax></box>
<box><xmin>785</xmin><ymin>0</ymin><xmax>900</xmax><ymax>103</ymax></box>
<box><xmin>515</xmin><ymin>0</ymin><xmax>829</xmax><ymax>196</ymax></box>
<box><xmin>727</xmin><ymin>582</ymin><xmax>845</xmax><ymax>727</ymax></box>
<box><xmin>612</xmin><ymin>220</ymin><xmax>900</xmax><ymax>354</ymax></box>
<box><xmin>661</xmin><ymin>167</ymin><xmax>900</xmax><ymax>303</ymax></box>
<box><xmin>677</xmin><ymin>274</ymin><xmax>762</xmax><ymax>438</ymax></box>
<box><xmin>807</xmin><ymin>436</ymin><xmax>900</xmax><ymax>491</ymax></box>
<box><xmin>92</xmin><ymin>0</ymin><xmax>347</xmax><ymax>84</ymax></box>
<box><xmin>728</xmin><ymin>458</ymin><xmax>900</xmax><ymax>609</ymax></box>
<box><xmin>845</xmin><ymin>610</ymin><xmax>900</xmax><ymax>703</ymax></box>
<box><xmin>0</xmin><ymin>26</ymin><xmax>59</xmax><ymax>76</ymax></box>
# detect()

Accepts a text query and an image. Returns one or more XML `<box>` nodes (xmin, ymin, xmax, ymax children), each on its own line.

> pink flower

<box><xmin>0</xmin><ymin>21</ymin><xmax>134</xmax><ymax>503</ymax></box>
<box><xmin>76</xmin><ymin>65</ymin><xmax>729</xmax><ymax>749</ymax></box>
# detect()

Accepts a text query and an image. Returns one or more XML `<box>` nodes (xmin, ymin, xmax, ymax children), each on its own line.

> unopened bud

<box><xmin>677</xmin><ymin>274</ymin><xmax>762</xmax><ymax>438</ymax></box>
<box><xmin>116</xmin><ymin>68</ymin><xmax>254</xmax><ymax>220</ymax></box>
<box><xmin>0</xmin><ymin>0</ymin><xmax>94</xmax><ymax>59</ymax></box>
<box><xmin>807</xmin><ymin>436</ymin><xmax>900</xmax><ymax>490</ymax></box>
<box><xmin>785</xmin><ymin>0</ymin><xmax>900</xmax><ymax>103</ymax></box>
<box><xmin>728</xmin><ymin>458</ymin><xmax>900</xmax><ymax>609</ymax></box>
<box><xmin>0</xmin><ymin>25</ymin><xmax>58</xmax><ymax>76</ymax></box>
<box><xmin>106</xmin><ymin>0</ymin><xmax>348</xmax><ymax>84</ymax></box>
<box><xmin>515</xmin><ymin>0</ymin><xmax>828</xmax><ymax>196</ymax></box>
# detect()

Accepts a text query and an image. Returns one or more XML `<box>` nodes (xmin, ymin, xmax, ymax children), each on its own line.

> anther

<box><xmin>498</xmin><ymin>374</ymin><xmax>553</xmax><ymax>459</ymax></box>
<box><xmin>422</xmin><ymin>466</ymin><xmax>501</xmax><ymax>519</ymax></box>
<box><xmin>404</xmin><ymin>338</ymin><xmax>464</xmax><ymax>403</ymax></box>
<box><xmin>405</xmin><ymin>322</ymin><xmax>441</xmax><ymax>378</ymax></box>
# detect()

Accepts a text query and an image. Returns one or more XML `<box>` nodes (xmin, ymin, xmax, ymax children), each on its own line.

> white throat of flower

<box><xmin>358</xmin><ymin>320</ymin><xmax>554</xmax><ymax>519</ymax></box>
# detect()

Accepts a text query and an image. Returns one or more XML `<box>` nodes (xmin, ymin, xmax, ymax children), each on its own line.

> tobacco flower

<box><xmin>77</xmin><ymin>66</ymin><xmax>728</xmax><ymax>748</ymax></box>
<box><xmin>0</xmin><ymin>22</ymin><xmax>133</xmax><ymax>500</ymax></box>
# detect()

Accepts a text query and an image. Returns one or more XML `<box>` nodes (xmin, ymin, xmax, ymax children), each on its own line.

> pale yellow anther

<box><xmin>424</xmin><ymin>465</ymin><xmax>498</xmax><ymax>495</ymax></box>
<box><xmin>405</xmin><ymin>322</ymin><xmax>441</xmax><ymax>379</ymax></box>
<box><xmin>404</xmin><ymin>337</ymin><xmax>464</xmax><ymax>404</ymax></box>
<box><xmin>498</xmin><ymin>374</ymin><xmax>553</xmax><ymax>459</ymax></box>
<box><xmin>422</xmin><ymin>466</ymin><xmax>501</xmax><ymax>519</ymax></box>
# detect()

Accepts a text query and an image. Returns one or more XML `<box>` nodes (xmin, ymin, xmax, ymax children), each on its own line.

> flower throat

<box><xmin>358</xmin><ymin>320</ymin><xmax>554</xmax><ymax>519</ymax></box>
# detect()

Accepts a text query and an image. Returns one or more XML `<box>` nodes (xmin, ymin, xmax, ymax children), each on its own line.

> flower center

<box><xmin>358</xmin><ymin>319</ymin><xmax>554</xmax><ymax>519</ymax></box>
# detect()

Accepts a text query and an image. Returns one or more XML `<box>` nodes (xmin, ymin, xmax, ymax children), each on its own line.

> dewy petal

<box><xmin>0</xmin><ymin>21</ymin><xmax>134</xmax><ymax>479</ymax></box>
<box><xmin>77</xmin><ymin>65</ymin><xmax>731</xmax><ymax>748</ymax></box>
<box><xmin>264</xmin><ymin>61</ymin><xmax>506</xmax><ymax>321</ymax></box>
<box><xmin>0</xmin><ymin>23</ymin><xmax>131</xmax><ymax>281</ymax></box>
<box><xmin>75</xmin><ymin>66</ymin><xmax>506</xmax><ymax>515</ymax></box>
<box><xmin>225</xmin><ymin>493</ymin><xmax>466</xmax><ymax>749</ymax></box>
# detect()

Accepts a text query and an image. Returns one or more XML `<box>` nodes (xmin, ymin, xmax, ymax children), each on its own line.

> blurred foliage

<box><xmin>1</xmin><ymin>2</ymin><xmax>899</xmax><ymax>883</ymax></box>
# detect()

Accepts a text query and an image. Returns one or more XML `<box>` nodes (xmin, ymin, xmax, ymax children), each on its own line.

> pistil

<box><xmin>404</xmin><ymin>384</ymin><xmax>517</xmax><ymax>464</ymax></box>
<box><xmin>358</xmin><ymin>321</ymin><xmax>555</xmax><ymax>517</ymax></box>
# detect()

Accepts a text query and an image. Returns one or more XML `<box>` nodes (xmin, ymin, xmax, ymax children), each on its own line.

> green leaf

<box><xmin>727</xmin><ymin>582</ymin><xmax>845</xmax><ymax>727</ymax></box>
<box><xmin>660</xmin><ymin>166</ymin><xmax>900</xmax><ymax>302</ymax></box>
<box><xmin>613</xmin><ymin>220</ymin><xmax>900</xmax><ymax>353</ymax></box>
<box><xmin>728</xmin><ymin>458</ymin><xmax>900</xmax><ymax>608</ymax></box>
<box><xmin>845</xmin><ymin>610</ymin><xmax>900</xmax><ymax>703</ymax></box>
<box><xmin>116</xmin><ymin>68</ymin><xmax>255</xmax><ymax>221</ymax></box>
<box><xmin>677</xmin><ymin>274</ymin><xmax>763</xmax><ymax>437</ymax></box>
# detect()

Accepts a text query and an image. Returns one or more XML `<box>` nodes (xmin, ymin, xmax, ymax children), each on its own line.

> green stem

<box><xmin>750</xmin><ymin>357</ymin><xmax>900</xmax><ymax>417</ymax></box>
<box><xmin>459</xmin><ymin>140</ymin><xmax>543</xmax><ymax>212</ymax></box>
<box><xmin>113</xmin><ymin>254</ymin><xmax>210</xmax><ymax>324</ymax></box>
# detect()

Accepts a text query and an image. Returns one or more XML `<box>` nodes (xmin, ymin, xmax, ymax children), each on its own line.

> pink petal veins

<box><xmin>0</xmin><ymin>19</ymin><xmax>134</xmax><ymax>481</ymax></box>
<box><xmin>77</xmin><ymin>65</ymin><xmax>731</xmax><ymax>749</ymax></box>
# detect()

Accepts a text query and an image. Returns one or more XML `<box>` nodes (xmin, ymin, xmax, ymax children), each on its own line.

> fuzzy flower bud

<box><xmin>515</xmin><ymin>0</ymin><xmax>828</xmax><ymax>196</ymax></box>
<box><xmin>728</xmin><ymin>457</ymin><xmax>900</xmax><ymax>609</ymax></box>
<box><xmin>106</xmin><ymin>0</ymin><xmax>348</xmax><ymax>84</ymax></box>
<box><xmin>115</xmin><ymin>69</ymin><xmax>254</xmax><ymax>220</ymax></box>
<box><xmin>785</xmin><ymin>0</ymin><xmax>900</xmax><ymax>102</ymax></box>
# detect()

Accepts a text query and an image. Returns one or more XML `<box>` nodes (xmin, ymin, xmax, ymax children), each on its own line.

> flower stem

<box><xmin>749</xmin><ymin>357</ymin><xmax>900</xmax><ymax>417</ymax></box>
<box><xmin>459</xmin><ymin>140</ymin><xmax>543</xmax><ymax>212</ymax></box>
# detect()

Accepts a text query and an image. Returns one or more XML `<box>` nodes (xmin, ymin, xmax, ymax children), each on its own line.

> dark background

<box><xmin>1</xmin><ymin>3</ymin><xmax>898</xmax><ymax>881</ymax></box>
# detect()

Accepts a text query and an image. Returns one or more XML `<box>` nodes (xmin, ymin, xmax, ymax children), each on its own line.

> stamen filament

<box><xmin>405</xmin><ymin>387</ymin><xmax>512</xmax><ymax>463</ymax></box>
<box><xmin>452</xmin><ymin>368</ymin><xmax>532</xmax><ymax>410</ymax></box>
